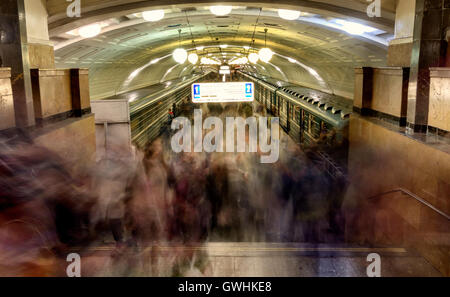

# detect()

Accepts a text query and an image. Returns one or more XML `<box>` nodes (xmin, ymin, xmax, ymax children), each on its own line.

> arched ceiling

<box><xmin>50</xmin><ymin>1</ymin><xmax>396</xmax><ymax>100</ymax></box>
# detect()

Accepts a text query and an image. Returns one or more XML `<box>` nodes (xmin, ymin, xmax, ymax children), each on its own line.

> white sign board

<box><xmin>192</xmin><ymin>82</ymin><xmax>254</xmax><ymax>103</ymax></box>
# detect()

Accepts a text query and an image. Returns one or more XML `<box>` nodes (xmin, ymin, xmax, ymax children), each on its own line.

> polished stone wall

<box><xmin>387</xmin><ymin>41</ymin><xmax>413</xmax><ymax>67</ymax></box>
<box><xmin>0</xmin><ymin>0</ymin><xmax>35</xmax><ymax>127</ymax></box>
<box><xmin>31</xmin><ymin>69</ymin><xmax>72</xmax><ymax>120</ymax></box>
<box><xmin>354</xmin><ymin>67</ymin><xmax>409</xmax><ymax>125</ymax></box>
<box><xmin>33</xmin><ymin>115</ymin><xmax>96</xmax><ymax>170</ymax></box>
<box><xmin>28</xmin><ymin>43</ymin><xmax>55</xmax><ymax>69</ymax></box>
<box><xmin>347</xmin><ymin>116</ymin><xmax>449</xmax><ymax>213</ymax></box>
<box><xmin>429</xmin><ymin>68</ymin><xmax>450</xmax><ymax>132</ymax></box>
<box><xmin>407</xmin><ymin>0</ymin><xmax>449</xmax><ymax>132</ymax></box>
<box><xmin>372</xmin><ymin>67</ymin><xmax>409</xmax><ymax>118</ymax></box>
<box><xmin>346</xmin><ymin>115</ymin><xmax>450</xmax><ymax>275</ymax></box>
<box><xmin>0</xmin><ymin>68</ymin><xmax>15</xmax><ymax>130</ymax></box>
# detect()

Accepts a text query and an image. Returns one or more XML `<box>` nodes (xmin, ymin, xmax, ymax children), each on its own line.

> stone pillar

<box><xmin>388</xmin><ymin>0</ymin><xmax>417</xmax><ymax>67</ymax></box>
<box><xmin>24</xmin><ymin>0</ymin><xmax>55</xmax><ymax>69</ymax></box>
<box><xmin>407</xmin><ymin>0</ymin><xmax>449</xmax><ymax>132</ymax></box>
<box><xmin>70</xmin><ymin>69</ymin><xmax>91</xmax><ymax>117</ymax></box>
<box><xmin>353</xmin><ymin>67</ymin><xmax>373</xmax><ymax>115</ymax></box>
<box><xmin>0</xmin><ymin>0</ymin><xmax>35</xmax><ymax>127</ymax></box>
<box><xmin>0</xmin><ymin>68</ymin><xmax>15</xmax><ymax>131</ymax></box>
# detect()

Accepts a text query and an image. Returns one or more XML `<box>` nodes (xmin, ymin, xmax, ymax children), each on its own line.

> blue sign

<box><xmin>193</xmin><ymin>84</ymin><xmax>201</xmax><ymax>99</ymax></box>
<box><xmin>191</xmin><ymin>82</ymin><xmax>254</xmax><ymax>103</ymax></box>
<box><xmin>245</xmin><ymin>83</ymin><xmax>252</xmax><ymax>97</ymax></box>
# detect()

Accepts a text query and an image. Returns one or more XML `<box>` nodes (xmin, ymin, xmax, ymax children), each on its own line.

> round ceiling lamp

<box><xmin>142</xmin><ymin>10</ymin><xmax>165</xmax><ymax>22</ymax></box>
<box><xmin>278</xmin><ymin>9</ymin><xmax>301</xmax><ymax>21</ymax></box>
<box><xmin>248</xmin><ymin>53</ymin><xmax>259</xmax><ymax>64</ymax></box>
<box><xmin>258</xmin><ymin>48</ymin><xmax>273</xmax><ymax>63</ymax></box>
<box><xmin>78</xmin><ymin>24</ymin><xmax>102</xmax><ymax>38</ymax></box>
<box><xmin>173</xmin><ymin>48</ymin><xmax>188</xmax><ymax>64</ymax></box>
<box><xmin>210</xmin><ymin>6</ymin><xmax>233</xmax><ymax>16</ymax></box>
<box><xmin>188</xmin><ymin>53</ymin><xmax>199</xmax><ymax>64</ymax></box>
<box><xmin>258</xmin><ymin>29</ymin><xmax>273</xmax><ymax>63</ymax></box>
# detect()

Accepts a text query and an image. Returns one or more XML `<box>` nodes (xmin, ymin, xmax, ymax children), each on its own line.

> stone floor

<box><xmin>76</xmin><ymin>242</ymin><xmax>442</xmax><ymax>277</ymax></box>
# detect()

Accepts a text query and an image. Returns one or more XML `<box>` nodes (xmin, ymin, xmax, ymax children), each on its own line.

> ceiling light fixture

<box><xmin>278</xmin><ymin>9</ymin><xmax>301</xmax><ymax>21</ymax></box>
<box><xmin>188</xmin><ymin>53</ymin><xmax>199</xmax><ymax>64</ymax></box>
<box><xmin>248</xmin><ymin>53</ymin><xmax>259</xmax><ymax>64</ymax></box>
<box><xmin>78</xmin><ymin>23</ymin><xmax>102</xmax><ymax>38</ymax></box>
<box><xmin>210</xmin><ymin>6</ymin><xmax>233</xmax><ymax>16</ymax></box>
<box><xmin>173</xmin><ymin>48</ymin><xmax>188</xmax><ymax>64</ymax></box>
<box><xmin>259</xmin><ymin>48</ymin><xmax>273</xmax><ymax>63</ymax></box>
<box><xmin>258</xmin><ymin>29</ymin><xmax>273</xmax><ymax>63</ymax></box>
<box><xmin>173</xmin><ymin>29</ymin><xmax>187</xmax><ymax>64</ymax></box>
<box><xmin>142</xmin><ymin>10</ymin><xmax>165</xmax><ymax>22</ymax></box>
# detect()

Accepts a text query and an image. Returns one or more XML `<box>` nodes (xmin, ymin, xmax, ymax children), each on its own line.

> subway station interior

<box><xmin>0</xmin><ymin>0</ymin><xmax>449</xmax><ymax>277</ymax></box>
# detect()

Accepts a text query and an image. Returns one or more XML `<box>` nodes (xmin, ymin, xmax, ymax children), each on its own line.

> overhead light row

<box><xmin>77</xmin><ymin>7</ymin><xmax>303</xmax><ymax>38</ymax></box>
<box><xmin>172</xmin><ymin>47</ymin><xmax>274</xmax><ymax>64</ymax></box>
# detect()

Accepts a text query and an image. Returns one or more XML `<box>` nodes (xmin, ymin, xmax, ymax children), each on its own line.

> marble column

<box><xmin>407</xmin><ymin>0</ymin><xmax>449</xmax><ymax>132</ymax></box>
<box><xmin>0</xmin><ymin>0</ymin><xmax>35</xmax><ymax>128</ymax></box>
<box><xmin>388</xmin><ymin>0</ymin><xmax>416</xmax><ymax>67</ymax></box>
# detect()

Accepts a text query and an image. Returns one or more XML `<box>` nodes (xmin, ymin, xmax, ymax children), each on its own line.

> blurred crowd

<box><xmin>0</xmin><ymin>102</ymin><xmax>347</xmax><ymax>276</ymax></box>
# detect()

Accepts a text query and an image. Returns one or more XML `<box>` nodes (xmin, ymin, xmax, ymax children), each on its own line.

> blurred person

<box><xmin>0</xmin><ymin>132</ymin><xmax>95</xmax><ymax>276</ymax></box>
<box><xmin>91</xmin><ymin>142</ymin><xmax>137</xmax><ymax>252</ymax></box>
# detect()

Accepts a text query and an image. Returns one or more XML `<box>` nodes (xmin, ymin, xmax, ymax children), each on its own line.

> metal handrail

<box><xmin>368</xmin><ymin>188</ymin><xmax>450</xmax><ymax>221</ymax></box>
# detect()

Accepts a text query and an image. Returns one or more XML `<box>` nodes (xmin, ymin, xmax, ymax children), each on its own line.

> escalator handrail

<box><xmin>368</xmin><ymin>188</ymin><xmax>450</xmax><ymax>220</ymax></box>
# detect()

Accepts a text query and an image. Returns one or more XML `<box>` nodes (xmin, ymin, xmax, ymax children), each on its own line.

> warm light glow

<box><xmin>78</xmin><ymin>24</ymin><xmax>102</xmax><ymax>38</ymax></box>
<box><xmin>258</xmin><ymin>48</ymin><xmax>273</xmax><ymax>63</ymax></box>
<box><xmin>173</xmin><ymin>48</ymin><xmax>188</xmax><ymax>64</ymax></box>
<box><xmin>196</xmin><ymin>46</ymin><xmax>204</xmax><ymax>51</ymax></box>
<box><xmin>335</xmin><ymin>19</ymin><xmax>377</xmax><ymax>35</ymax></box>
<box><xmin>142</xmin><ymin>10</ymin><xmax>165</xmax><ymax>22</ymax></box>
<box><xmin>278</xmin><ymin>9</ymin><xmax>301</xmax><ymax>21</ymax></box>
<box><xmin>230</xmin><ymin>57</ymin><xmax>248</xmax><ymax>65</ymax></box>
<box><xmin>220</xmin><ymin>44</ymin><xmax>228</xmax><ymax>49</ymax></box>
<box><xmin>210</xmin><ymin>6</ymin><xmax>233</xmax><ymax>16</ymax></box>
<box><xmin>248</xmin><ymin>53</ymin><xmax>259</xmax><ymax>64</ymax></box>
<box><xmin>288</xmin><ymin>57</ymin><xmax>297</xmax><ymax>63</ymax></box>
<box><xmin>188</xmin><ymin>53</ymin><xmax>199</xmax><ymax>64</ymax></box>
<box><xmin>201</xmin><ymin>57</ymin><xmax>221</xmax><ymax>65</ymax></box>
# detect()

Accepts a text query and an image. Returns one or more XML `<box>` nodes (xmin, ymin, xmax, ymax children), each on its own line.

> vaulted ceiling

<box><xmin>49</xmin><ymin>1</ymin><xmax>396</xmax><ymax>100</ymax></box>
